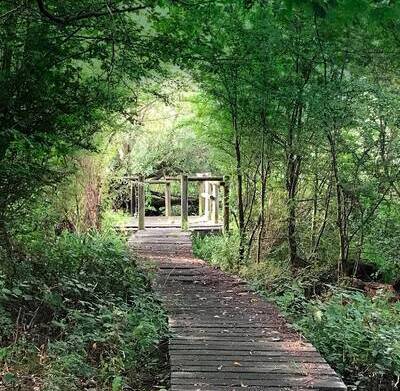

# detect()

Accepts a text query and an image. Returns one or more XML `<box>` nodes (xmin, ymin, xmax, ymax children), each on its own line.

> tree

<box><xmin>0</xmin><ymin>0</ymin><xmax>168</xmax><ymax>259</ymax></box>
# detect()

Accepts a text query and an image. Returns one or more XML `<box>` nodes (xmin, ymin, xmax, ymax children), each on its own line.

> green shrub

<box><xmin>297</xmin><ymin>290</ymin><xmax>400</xmax><ymax>389</ymax></box>
<box><xmin>102</xmin><ymin>210</ymin><xmax>132</xmax><ymax>230</ymax></box>
<box><xmin>241</xmin><ymin>259</ymin><xmax>292</xmax><ymax>289</ymax></box>
<box><xmin>0</xmin><ymin>230</ymin><xmax>168</xmax><ymax>390</ymax></box>
<box><xmin>193</xmin><ymin>232</ymin><xmax>241</xmax><ymax>270</ymax></box>
<box><xmin>364</xmin><ymin>205</ymin><xmax>400</xmax><ymax>282</ymax></box>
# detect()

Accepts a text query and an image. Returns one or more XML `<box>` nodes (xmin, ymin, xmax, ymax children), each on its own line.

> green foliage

<box><xmin>110</xmin><ymin>83</ymin><xmax>213</xmax><ymax>182</ymax></box>
<box><xmin>364</xmin><ymin>204</ymin><xmax>400</xmax><ymax>282</ymax></box>
<box><xmin>242</xmin><ymin>260</ymin><xmax>293</xmax><ymax>292</ymax></box>
<box><xmin>0</xmin><ymin>0</ymin><xmax>171</xmax><ymax>242</ymax></box>
<box><xmin>193</xmin><ymin>233</ymin><xmax>241</xmax><ymax>271</ymax></box>
<box><xmin>168</xmin><ymin>0</ymin><xmax>400</xmax><ymax>273</ymax></box>
<box><xmin>102</xmin><ymin>210</ymin><xmax>132</xmax><ymax>230</ymax></box>
<box><xmin>298</xmin><ymin>291</ymin><xmax>400</xmax><ymax>388</ymax></box>
<box><xmin>0</xmin><ymin>230</ymin><xmax>167</xmax><ymax>390</ymax></box>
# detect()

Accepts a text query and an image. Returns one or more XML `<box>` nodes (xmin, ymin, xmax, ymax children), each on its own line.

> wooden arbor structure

<box><xmin>127</xmin><ymin>174</ymin><xmax>230</xmax><ymax>232</ymax></box>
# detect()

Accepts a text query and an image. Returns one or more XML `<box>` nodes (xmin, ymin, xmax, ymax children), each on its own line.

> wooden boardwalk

<box><xmin>130</xmin><ymin>228</ymin><xmax>347</xmax><ymax>391</ymax></box>
<box><xmin>118</xmin><ymin>215</ymin><xmax>223</xmax><ymax>234</ymax></box>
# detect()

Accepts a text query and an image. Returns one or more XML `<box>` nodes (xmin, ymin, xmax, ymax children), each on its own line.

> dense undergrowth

<box><xmin>193</xmin><ymin>233</ymin><xmax>400</xmax><ymax>391</ymax></box>
<box><xmin>0</xmin><ymin>229</ymin><xmax>168</xmax><ymax>390</ymax></box>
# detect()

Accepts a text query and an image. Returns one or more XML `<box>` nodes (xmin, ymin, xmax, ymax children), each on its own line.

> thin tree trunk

<box><xmin>327</xmin><ymin>130</ymin><xmax>349</xmax><ymax>275</ymax></box>
<box><xmin>0</xmin><ymin>13</ymin><xmax>16</xmax><ymax>162</ymax></box>
<box><xmin>286</xmin><ymin>153</ymin><xmax>301</xmax><ymax>267</ymax></box>
<box><xmin>308</xmin><ymin>177</ymin><xmax>333</xmax><ymax>261</ymax></box>
<box><xmin>233</xmin><ymin>113</ymin><xmax>245</xmax><ymax>262</ymax></box>
<box><xmin>285</xmin><ymin>97</ymin><xmax>305</xmax><ymax>268</ymax></box>
<box><xmin>257</xmin><ymin>116</ymin><xmax>269</xmax><ymax>263</ymax></box>
<box><xmin>310</xmin><ymin>170</ymin><xmax>318</xmax><ymax>250</ymax></box>
<box><xmin>286</xmin><ymin>103</ymin><xmax>302</xmax><ymax>267</ymax></box>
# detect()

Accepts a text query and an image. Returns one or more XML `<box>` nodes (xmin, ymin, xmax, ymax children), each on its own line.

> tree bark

<box><xmin>326</xmin><ymin>130</ymin><xmax>349</xmax><ymax>275</ymax></box>
<box><xmin>285</xmin><ymin>103</ymin><xmax>302</xmax><ymax>268</ymax></box>
<box><xmin>310</xmin><ymin>170</ymin><xmax>318</xmax><ymax>250</ymax></box>
<box><xmin>256</xmin><ymin>115</ymin><xmax>269</xmax><ymax>263</ymax></box>
<box><xmin>233</xmin><ymin>112</ymin><xmax>246</xmax><ymax>262</ymax></box>
<box><xmin>308</xmin><ymin>177</ymin><xmax>332</xmax><ymax>261</ymax></box>
<box><xmin>286</xmin><ymin>153</ymin><xmax>301</xmax><ymax>267</ymax></box>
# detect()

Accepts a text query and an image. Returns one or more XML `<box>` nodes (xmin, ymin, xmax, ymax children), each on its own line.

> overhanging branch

<box><xmin>36</xmin><ymin>0</ymin><xmax>148</xmax><ymax>25</ymax></box>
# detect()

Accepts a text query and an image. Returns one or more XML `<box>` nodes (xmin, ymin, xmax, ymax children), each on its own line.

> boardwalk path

<box><xmin>130</xmin><ymin>228</ymin><xmax>346</xmax><ymax>391</ymax></box>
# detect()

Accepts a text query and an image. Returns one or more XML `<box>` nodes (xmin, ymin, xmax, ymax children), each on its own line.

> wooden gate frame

<box><xmin>124</xmin><ymin>174</ymin><xmax>230</xmax><ymax>232</ymax></box>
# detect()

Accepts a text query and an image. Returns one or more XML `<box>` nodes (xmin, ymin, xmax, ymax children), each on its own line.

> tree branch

<box><xmin>0</xmin><ymin>4</ymin><xmax>23</xmax><ymax>19</ymax></box>
<box><xmin>36</xmin><ymin>0</ymin><xmax>148</xmax><ymax>25</ymax></box>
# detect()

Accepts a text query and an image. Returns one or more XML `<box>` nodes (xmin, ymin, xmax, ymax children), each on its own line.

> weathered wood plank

<box><xmin>170</xmin><ymin>355</ymin><xmax>327</xmax><ymax>364</ymax></box>
<box><xmin>170</xmin><ymin>365</ymin><xmax>336</xmax><ymax>376</ymax></box>
<box><xmin>171</xmin><ymin>373</ymin><xmax>346</xmax><ymax>389</ymax></box>
<box><xmin>171</xmin><ymin>335</ymin><xmax>290</xmax><ymax>342</ymax></box>
<box><xmin>170</xmin><ymin>388</ymin><xmax>320</xmax><ymax>391</ymax></box>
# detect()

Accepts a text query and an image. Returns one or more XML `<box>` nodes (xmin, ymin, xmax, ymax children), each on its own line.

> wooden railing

<box><xmin>122</xmin><ymin>173</ymin><xmax>229</xmax><ymax>232</ymax></box>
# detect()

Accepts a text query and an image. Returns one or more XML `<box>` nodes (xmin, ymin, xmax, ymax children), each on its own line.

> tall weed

<box><xmin>0</xmin><ymin>230</ymin><xmax>168</xmax><ymax>390</ymax></box>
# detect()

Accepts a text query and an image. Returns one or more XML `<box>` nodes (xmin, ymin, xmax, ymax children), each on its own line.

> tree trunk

<box><xmin>285</xmin><ymin>109</ymin><xmax>302</xmax><ymax>267</ymax></box>
<box><xmin>233</xmin><ymin>113</ymin><xmax>246</xmax><ymax>262</ymax></box>
<box><xmin>257</xmin><ymin>116</ymin><xmax>269</xmax><ymax>263</ymax></box>
<box><xmin>286</xmin><ymin>153</ymin><xmax>301</xmax><ymax>267</ymax></box>
<box><xmin>308</xmin><ymin>177</ymin><xmax>333</xmax><ymax>261</ymax></box>
<box><xmin>327</xmin><ymin>130</ymin><xmax>349</xmax><ymax>275</ymax></box>
<box><xmin>310</xmin><ymin>171</ymin><xmax>318</xmax><ymax>250</ymax></box>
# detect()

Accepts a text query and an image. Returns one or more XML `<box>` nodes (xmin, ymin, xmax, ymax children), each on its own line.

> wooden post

<box><xmin>135</xmin><ymin>184</ymin><xmax>139</xmax><ymax>216</ymax></box>
<box><xmin>138</xmin><ymin>175</ymin><xmax>145</xmax><ymax>230</ymax></box>
<box><xmin>165</xmin><ymin>182</ymin><xmax>172</xmax><ymax>217</ymax></box>
<box><xmin>223</xmin><ymin>176</ymin><xmax>230</xmax><ymax>233</ymax></box>
<box><xmin>204</xmin><ymin>181</ymin><xmax>211</xmax><ymax>221</ymax></box>
<box><xmin>199</xmin><ymin>182</ymin><xmax>205</xmax><ymax>216</ymax></box>
<box><xmin>211</xmin><ymin>183</ymin><xmax>219</xmax><ymax>224</ymax></box>
<box><xmin>196</xmin><ymin>173</ymin><xmax>207</xmax><ymax>217</ymax></box>
<box><xmin>130</xmin><ymin>181</ymin><xmax>134</xmax><ymax>216</ymax></box>
<box><xmin>181</xmin><ymin>174</ymin><xmax>188</xmax><ymax>230</ymax></box>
